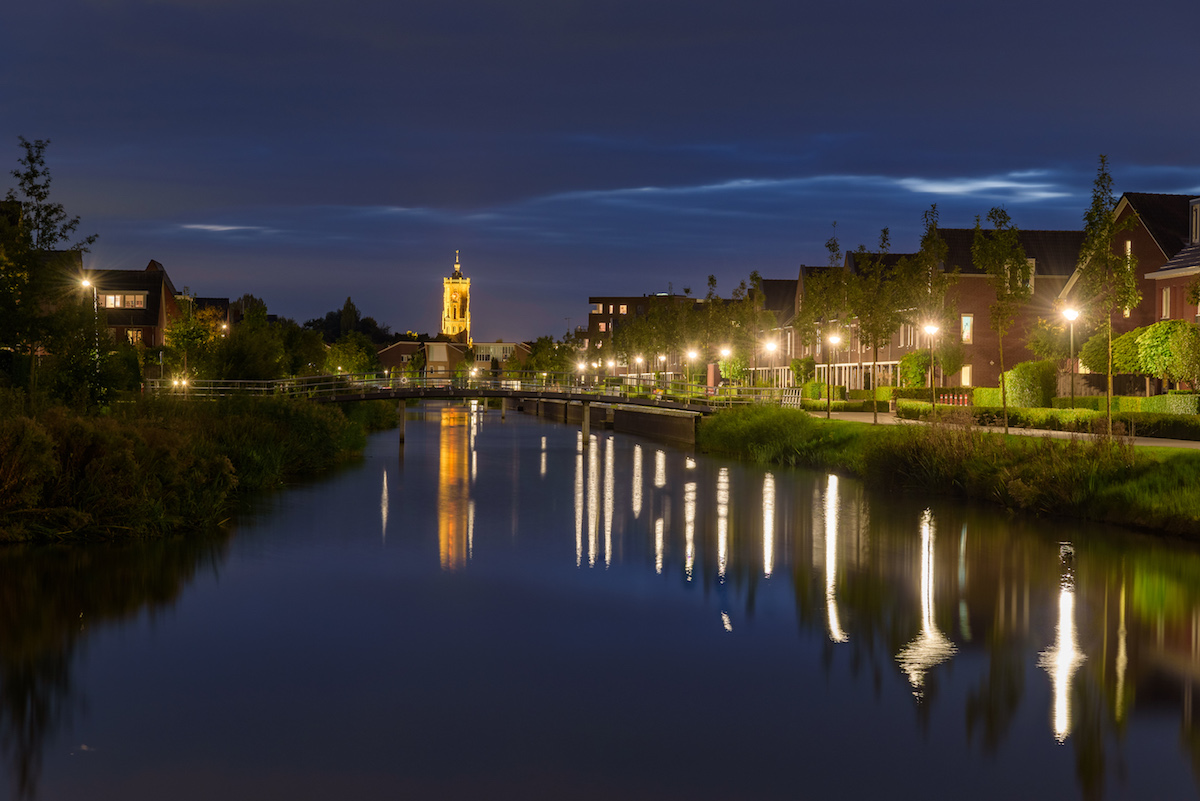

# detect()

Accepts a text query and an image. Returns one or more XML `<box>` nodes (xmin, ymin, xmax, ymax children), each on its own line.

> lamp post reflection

<box><xmin>763</xmin><ymin>473</ymin><xmax>775</xmax><ymax>579</ymax></box>
<box><xmin>823</xmin><ymin>475</ymin><xmax>848</xmax><ymax>643</ymax></box>
<box><xmin>896</xmin><ymin>509</ymin><xmax>956</xmax><ymax>697</ymax></box>
<box><xmin>1038</xmin><ymin>543</ymin><xmax>1086</xmax><ymax>743</ymax></box>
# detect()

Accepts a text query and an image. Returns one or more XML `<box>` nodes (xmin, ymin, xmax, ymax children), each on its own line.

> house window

<box><xmin>1163</xmin><ymin>287</ymin><xmax>1172</xmax><ymax>319</ymax></box>
<box><xmin>619</xmin><ymin>305</ymin><xmax>627</xmax><ymax>314</ymax></box>
<box><xmin>598</xmin><ymin>322</ymin><xmax>607</xmax><ymax>333</ymax></box>
<box><xmin>125</xmin><ymin>294</ymin><xmax>146</xmax><ymax>308</ymax></box>
<box><xmin>608</xmin><ymin>304</ymin><xmax>614</xmax><ymax>314</ymax></box>
<box><xmin>961</xmin><ymin>365</ymin><xmax>972</xmax><ymax>387</ymax></box>
<box><xmin>961</xmin><ymin>314</ymin><xmax>973</xmax><ymax>344</ymax></box>
<box><xmin>103</xmin><ymin>294</ymin><xmax>122</xmax><ymax>308</ymax></box>
<box><xmin>127</xmin><ymin>329</ymin><xmax>142</xmax><ymax>344</ymax></box>
<box><xmin>1126</xmin><ymin>240</ymin><xmax>1133</xmax><ymax>257</ymax></box>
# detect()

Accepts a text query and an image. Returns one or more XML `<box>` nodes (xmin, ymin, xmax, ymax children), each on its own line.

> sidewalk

<box><xmin>817</xmin><ymin>409</ymin><xmax>1200</xmax><ymax>451</ymax></box>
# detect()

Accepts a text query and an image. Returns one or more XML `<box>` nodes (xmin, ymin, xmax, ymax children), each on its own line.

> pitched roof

<box><xmin>1121</xmin><ymin>193</ymin><xmax>1192</xmax><ymax>260</ymax></box>
<box><xmin>939</xmin><ymin>228</ymin><xmax>1083</xmax><ymax>276</ymax></box>
<box><xmin>85</xmin><ymin>260</ymin><xmax>178</xmax><ymax>328</ymax></box>
<box><xmin>759</xmin><ymin>278</ymin><xmax>797</xmax><ymax>326</ymax></box>
<box><xmin>1158</xmin><ymin>243</ymin><xmax>1200</xmax><ymax>275</ymax></box>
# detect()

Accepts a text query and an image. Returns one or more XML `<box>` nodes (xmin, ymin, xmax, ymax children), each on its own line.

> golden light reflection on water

<box><xmin>381</xmin><ymin>469</ymin><xmax>388</xmax><ymax>543</ymax></box>
<box><xmin>823</xmin><ymin>475</ymin><xmax>848</xmax><ymax>643</ymax></box>
<box><xmin>684</xmin><ymin>481</ymin><xmax>696</xmax><ymax>581</ymax></box>
<box><xmin>587</xmin><ymin>434</ymin><xmax>599</xmax><ymax>567</ymax></box>
<box><xmin>717</xmin><ymin>467</ymin><xmax>730</xmax><ymax>581</ymax></box>
<box><xmin>540</xmin><ymin>436</ymin><xmax>547</xmax><ymax>477</ymax></box>
<box><xmin>895</xmin><ymin>509</ymin><xmax>956</xmax><ymax>696</ymax></box>
<box><xmin>1039</xmin><ymin>545</ymin><xmax>1085</xmax><ymax>743</ymax></box>
<box><xmin>655</xmin><ymin>517</ymin><xmax>664</xmax><ymax>575</ymax></box>
<box><xmin>604</xmin><ymin>436</ymin><xmax>614</xmax><ymax>568</ymax></box>
<box><xmin>632</xmin><ymin>445</ymin><xmax>643</xmax><ymax>519</ymax></box>
<box><xmin>654</xmin><ymin>449</ymin><xmax>666</xmax><ymax>488</ymax></box>
<box><xmin>763</xmin><ymin>473</ymin><xmax>775</xmax><ymax>579</ymax></box>
<box><xmin>575</xmin><ymin>447</ymin><xmax>583</xmax><ymax>567</ymax></box>
<box><xmin>438</xmin><ymin>408</ymin><xmax>471</xmax><ymax>571</ymax></box>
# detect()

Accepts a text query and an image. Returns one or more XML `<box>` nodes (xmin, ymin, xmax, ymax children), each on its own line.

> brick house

<box><xmin>83</xmin><ymin>259</ymin><xmax>181</xmax><ymax>349</ymax></box>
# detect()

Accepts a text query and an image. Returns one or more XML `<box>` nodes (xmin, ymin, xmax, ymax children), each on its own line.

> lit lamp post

<box><xmin>1063</xmin><ymin>308</ymin><xmax>1079</xmax><ymax>409</ymax></box>
<box><xmin>577</xmin><ymin>361</ymin><xmax>587</xmax><ymax>388</ymax></box>
<box><xmin>923</xmin><ymin>324</ymin><xmax>939</xmax><ymax>413</ymax></box>
<box><xmin>81</xmin><ymin>278</ymin><xmax>99</xmax><ymax>377</ymax></box>
<box><xmin>765</xmin><ymin>341</ymin><xmax>778</xmax><ymax>387</ymax></box>
<box><xmin>686</xmin><ymin>350</ymin><xmax>697</xmax><ymax>389</ymax></box>
<box><xmin>826</xmin><ymin>334</ymin><xmax>840</xmax><ymax>419</ymax></box>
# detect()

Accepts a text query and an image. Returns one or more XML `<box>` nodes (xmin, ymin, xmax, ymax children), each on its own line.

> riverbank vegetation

<box><xmin>0</xmin><ymin>390</ymin><xmax>398</xmax><ymax>542</ymax></box>
<box><xmin>697</xmin><ymin>405</ymin><xmax>1200</xmax><ymax>535</ymax></box>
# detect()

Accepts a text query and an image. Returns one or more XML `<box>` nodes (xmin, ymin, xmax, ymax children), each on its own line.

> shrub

<box><xmin>1142</xmin><ymin>394</ymin><xmax>1200</xmax><ymax>415</ymax></box>
<box><xmin>974</xmin><ymin>387</ymin><xmax>1001</xmax><ymax>407</ymax></box>
<box><xmin>802</xmin><ymin>382</ymin><xmax>845</xmax><ymax>401</ymax></box>
<box><xmin>850</xmin><ymin>386</ymin><xmax>894</xmax><ymax>401</ymax></box>
<box><xmin>1001</xmin><ymin>360</ymin><xmax>1057</xmax><ymax>408</ymax></box>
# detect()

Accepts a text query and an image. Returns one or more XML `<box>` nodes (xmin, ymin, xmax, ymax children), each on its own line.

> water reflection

<box><xmin>895</xmin><ymin>509</ymin><xmax>957</xmax><ymax>697</ymax></box>
<box><xmin>437</xmin><ymin>407</ymin><xmax>471</xmax><ymax>571</ymax></box>
<box><xmin>822</xmin><ymin>475</ymin><xmax>848</xmax><ymax>643</ymax></box>
<box><xmin>1039</xmin><ymin>544</ymin><xmax>1086</xmax><ymax>743</ymax></box>
<box><xmin>0</xmin><ymin>535</ymin><xmax>228</xmax><ymax>800</ymax></box>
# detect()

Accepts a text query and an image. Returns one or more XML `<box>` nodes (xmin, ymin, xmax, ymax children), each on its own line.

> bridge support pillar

<box><xmin>581</xmin><ymin>401</ymin><xmax>591</xmax><ymax>443</ymax></box>
<box><xmin>397</xmin><ymin>404</ymin><xmax>405</xmax><ymax>445</ymax></box>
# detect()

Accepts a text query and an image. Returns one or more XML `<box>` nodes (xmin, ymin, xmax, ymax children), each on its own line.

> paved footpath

<box><xmin>816</xmin><ymin>409</ymin><xmax>1200</xmax><ymax>452</ymax></box>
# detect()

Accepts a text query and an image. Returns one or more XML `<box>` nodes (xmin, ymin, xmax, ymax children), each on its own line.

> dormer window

<box><xmin>1191</xmin><ymin>198</ymin><xmax>1200</xmax><ymax>245</ymax></box>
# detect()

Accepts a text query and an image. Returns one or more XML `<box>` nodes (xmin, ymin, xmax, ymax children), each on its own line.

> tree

<box><xmin>850</xmin><ymin>227</ymin><xmax>916</xmax><ymax>422</ymax></box>
<box><xmin>973</xmin><ymin>207</ymin><xmax>1030</xmax><ymax>433</ymax></box>
<box><xmin>1076</xmin><ymin>155</ymin><xmax>1140</xmax><ymax>434</ymax></box>
<box><xmin>325</xmin><ymin>331</ymin><xmax>378</xmax><ymax>375</ymax></box>
<box><xmin>1169</xmin><ymin>324</ymin><xmax>1200</xmax><ymax>389</ymax></box>
<box><xmin>1137</xmin><ymin>320</ymin><xmax>1193</xmax><ymax>389</ymax></box>
<box><xmin>1</xmin><ymin>137</ymin><xmax>97</xmax><ymax>396</ymax></box>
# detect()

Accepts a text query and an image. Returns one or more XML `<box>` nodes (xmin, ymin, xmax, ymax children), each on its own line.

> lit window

<box><xmin>1163</xmin><ymin>287</ymin><xmax>1172</xmax><ymax>319</ymax></box>
<box><xmin>961</xmin><ymin>365</ymin><xmax>972</xmax><ymax>387</ymax></box>
<box><xmin>125</xmin><ymin>294</ymin><xmax>146</xmax><ymax>308</ymax></box>
<box><xmin>1126</xmin><ymin>240</ymin><xmax>1133</xmax><ymax>257</ymax></box>
<box><xmin>598</xmin><ymin>322</ymin><xmax>606</xmax><ymax>332</ymax></box>
<box><xmin>961</xmin><ymin>314</ymin><xmax>973</xmax><ymax>344</ymax></box>
<box><xmin>104</xmin><ymin>294</ymin><xmax>122</xmax><ymax>308</ymax></box>
<box><xmin>608</xmin><ymin>304</ymin><xmax>614</xmax><ymax>314</ymax></box>
<box><xmin>127</xmin><ymin>329</ymin><xmax>142</xmax><ymax>344</ymax></box>
<box><xmin>619</xmin><ymin>305</ymin><xmax>627</xmax><ymax>314</ymax></box>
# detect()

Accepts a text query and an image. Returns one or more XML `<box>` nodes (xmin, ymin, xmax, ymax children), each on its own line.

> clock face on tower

<box><xmin>451</xmin><ymin>292</ymin><xmax>459</xmax><ymax>301</ymax></box>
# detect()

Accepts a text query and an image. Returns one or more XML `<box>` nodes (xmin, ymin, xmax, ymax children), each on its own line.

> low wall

<box><xmin>612</xmin><ymin>405</ymin><xmax>699</xmax><ymax>446</ymax></box>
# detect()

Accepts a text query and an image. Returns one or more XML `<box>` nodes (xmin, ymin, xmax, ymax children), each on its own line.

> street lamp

<box><xmin>1063</xmin><ymin>308</ymin><xmax>1079</xmax><ymax>409</ymax></box>
<box><xmin>826</xmin><ymin>334</ymin><xmax>841</xmax><ymax>419</ymax></box>
<box><xmin>81</xmin><ymin>278</ymin><xmax>99</xmax><ymax>378</ymax></box>
<box><xmin>923</xmin><ymin>324</ymin><xmax>939</xmax><ymax>413</ymax></box>
<box><xmin>765</xmin><ymin>341</ymin><xmax>778</xmax><ymax>387</ymax></box>
<box><xmin>686</xmin><ymin>350</ymin><xmax>697</xmax><ymax>388</ymax></box>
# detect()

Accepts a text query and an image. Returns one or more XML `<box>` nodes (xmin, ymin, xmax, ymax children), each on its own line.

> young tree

<box><xmin>1077</xmin><ymin>155</ymin><xmax>1140</xmax><ymax>434</ymax></box>
<box><xmin>2</xmin><ymin>137</ymin><xmax>97</xmax><ymax>395</ymax></box>
<box><xmin>973</xmin><ymin>207</ymin><xmax>1029</xmax><ymax>433</ymax></box>
<box><xmin>849</xmin><ymin>228</ymin><xmax>915</xmax><ymax>423</ymax></box>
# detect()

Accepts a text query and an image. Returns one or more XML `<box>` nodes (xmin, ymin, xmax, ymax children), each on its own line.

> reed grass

<box><xmin>698</xmin><ymin>405</ymin><xmax>1200</xmax><ymax>536</ymax></box>
<box><xmin>0</xmin><ymin>392</ymin><xmax>398</xmax><ymax>541</ymax></box>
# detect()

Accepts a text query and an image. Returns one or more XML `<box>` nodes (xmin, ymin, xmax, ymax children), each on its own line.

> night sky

<box><xmin>4</xmin><ymin>0</ymin><xmax>1199</xmax><ymax>341</ymax></box>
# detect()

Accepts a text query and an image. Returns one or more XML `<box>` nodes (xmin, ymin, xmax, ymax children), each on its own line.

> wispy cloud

<box><xmin>180</xmin><ymin>223</ymin><xmax>272</xmax><ymax>233</ymax></box>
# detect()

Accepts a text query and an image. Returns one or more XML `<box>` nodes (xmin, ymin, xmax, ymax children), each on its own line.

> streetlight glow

<box><xmin>826</xmin><ymin>334</ymin><xmax>840</xmax><ymax>419</ymax></box>
<box><xmin>1064</xmin><ymin>308</ymin><xmax>1079</xmax><ymax>408</ymax></box>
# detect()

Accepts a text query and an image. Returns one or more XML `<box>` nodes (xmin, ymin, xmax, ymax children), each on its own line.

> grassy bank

<box><xmin>0</xmin><ymin>392</ymin><xmax>398</xmax><ymax>541</ymax></box>
<box><xmin>697</xmin><ymin>405</ymin><xmax>1200</xmax><ymax>536</ymax></box>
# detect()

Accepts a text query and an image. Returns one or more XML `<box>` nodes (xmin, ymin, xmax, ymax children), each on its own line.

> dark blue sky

<box><xmin>4</xmin><ymin>0</ymin><xmax>1199</xmax><ymax>340</ymax></box>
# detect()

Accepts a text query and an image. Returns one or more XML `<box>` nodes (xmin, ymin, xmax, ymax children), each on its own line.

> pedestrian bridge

<box><xmin>144</xmin><ymin>372</ymin><xmax>786</xmax><ymax>444</ymax></box>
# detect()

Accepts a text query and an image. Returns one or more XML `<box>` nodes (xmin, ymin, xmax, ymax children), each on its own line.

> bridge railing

<box><xmin>144</xmin><ymin>372</ymin><xmax>785</xmax><ymax>406</ymax></box>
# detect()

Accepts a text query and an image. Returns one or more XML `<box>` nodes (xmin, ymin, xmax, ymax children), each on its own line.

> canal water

<box><xmin>4</xmin><ymin>404</ymin><xmax>1200</xmax><ymax>800</ymax></box>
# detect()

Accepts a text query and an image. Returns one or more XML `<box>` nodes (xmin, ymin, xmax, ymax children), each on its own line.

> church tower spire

<box><xmin>441</xmin><ymin>251</ymin><xmax>472</xmax><ymax>346</ymax></box>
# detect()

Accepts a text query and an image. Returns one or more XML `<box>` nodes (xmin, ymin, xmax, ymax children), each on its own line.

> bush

<box><xmin>974</xmin><ymin>387</ymin><xmax>1001</xmax><ymax>407</ymax></box>
<box><xmin>1113</xmin><ymin>412</ymin><xmax>1200</xmax><ymax>440</ymax></box>
<box><xmin>849</xmin><ymin>386</ymin><xmax>895</xmax><ymax>401</ymax></box>
<box><xmin>1001</xmin><ymin>360</ymin><xmax>1057</xmax><ymax>408</ymax></box>
<box><xmin>801</xmin><ymin>381</ymin><xmax>845</xmax><ymax>401</ymax></box>
<box><xmin>1142</xmin><ymin>394</ymin><xmax>1200</xmax><ymax>415</ymax></box>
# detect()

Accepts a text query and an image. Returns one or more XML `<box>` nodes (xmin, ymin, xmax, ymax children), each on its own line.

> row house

<box><xmin>801</xmin><ymin>229</ymin><xmax>1084</xmax><ymax>391</ymax></box>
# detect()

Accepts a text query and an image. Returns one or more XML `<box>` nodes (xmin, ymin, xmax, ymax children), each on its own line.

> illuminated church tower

<box><xmin>441</xmin><ymin>250</ymin><xmax>472</xmax><ymax>345</ymax></box>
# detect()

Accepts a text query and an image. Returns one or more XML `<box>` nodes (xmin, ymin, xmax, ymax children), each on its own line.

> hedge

<box><xmin>1142</xmin><ymin>394</ymin><xmax>1200</xmax><ymax>415</ymax></box>
<box><xmin>848</xmin><ymin>386</ymin><xmax>895</xmax><ymax>401</ymax></box>
<box><xmin>801</xmin><ymin>381</ymin><xmax>847</xmax><ymax>401</ymax></box>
